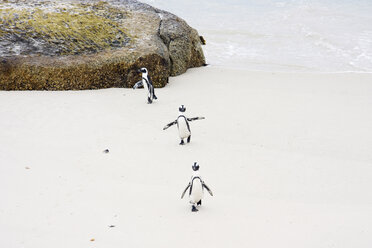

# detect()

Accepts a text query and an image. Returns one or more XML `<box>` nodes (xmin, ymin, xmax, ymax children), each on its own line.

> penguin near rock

<box><xmin>133</xmin><ymin>67</ymin><xmax>157</xmax><ymax>104</ymax></box>
<box><xmin>163</xmin><ymin>105</ymin><xmax>205</xmax><ymax>145</ymax></box>
<box><xmin>181</xmin><ymin>162</ymin><xmax>213</xmax><ymax>212</ymax></box>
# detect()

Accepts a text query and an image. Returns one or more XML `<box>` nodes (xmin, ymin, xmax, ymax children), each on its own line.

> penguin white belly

<box><xmin>177</xmin><ymin>117</ymin><xmax>191</xmax><ymax>139</ymax></box>
<box><xmin>190</xmin><ymin>179</ymin><xmax>203</xmax><ymax>204</ymax></box>
<box><xmin>142</xmin><ymin>78</ymin><xmax>150</xmax><ymax>97</ymax></box>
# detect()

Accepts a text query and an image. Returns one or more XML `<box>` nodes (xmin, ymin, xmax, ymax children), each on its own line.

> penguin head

<box><xmin>137</xmin><ymin>67</ymin><xmax>148</xmax><ymax>74</ymax></box>
<box><xmin>179</xmin><ymin>105</ymin><xmax>186</xmax><ymax>113</ymax></box>
<box><xmin>192</xmin><ymin>162</ymin><xmax>200</xmax><ymax>171</ymax></box>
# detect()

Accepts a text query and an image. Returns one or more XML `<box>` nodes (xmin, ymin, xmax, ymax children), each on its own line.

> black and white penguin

<box><xmin>133</xmin><ymin>67</ymin><xmax>157</xmax><ymax>104</ymax></box>
<box><xmin>181</xmin><ymin>162</ymin><xmax>213</xmax><ymax>212</ymax></box>
<box><xmin>163</xmin><ymin>105</ymin><xmax>205</xmax><ymax>145</ymax></box>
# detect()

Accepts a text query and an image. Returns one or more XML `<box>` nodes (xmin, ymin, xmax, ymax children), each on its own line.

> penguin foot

<box><xmin>147</xmin><ymin>97</ymin><xmax>152</xmax><ymax>104</ymax></box>
<box><xmin>187</xmin><ymin>136</ymin><xmax>191</xmax><ymax>143</ymax></box>
<box><xmin>153</xmin><ymin>95</ymin><xmax>158</xmax><ymax>100</ymax></box>
<box><xmin>179</xmin><ymin>140</ymin><xmax>185</xmax><ymax>145</ymax></box>
<box><xmin>192</xmin><ymin>205</ymin><xmax>198</xmax><ymax>212</ymax></box>
<box><xmin>197</xmin><ymin>200</ymin><xmax>202</xmax><ymax>206</ymax></box>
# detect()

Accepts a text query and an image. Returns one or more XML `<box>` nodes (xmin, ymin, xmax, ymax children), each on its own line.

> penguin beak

<box><xmin>137</xmin><ymin>69</ymin><xmax>141</xmax><ymax>73</ymax></box>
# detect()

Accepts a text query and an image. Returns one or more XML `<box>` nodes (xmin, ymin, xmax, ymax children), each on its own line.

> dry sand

<box><xmin>1</xmin><ymin>67</ymin><xmax>372</xmax><ymax>247</ymax></box>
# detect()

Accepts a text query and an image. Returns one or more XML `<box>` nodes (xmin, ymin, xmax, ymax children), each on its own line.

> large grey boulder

<box><xmin>0</xmin><ymin>0</ymin><xmax>206</xmax><ymax>90</ymax></box>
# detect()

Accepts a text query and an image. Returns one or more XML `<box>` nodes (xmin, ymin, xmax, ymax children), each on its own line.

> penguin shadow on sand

<box><xmin>133</xmin><ymin>67</ymin><xmax>158</xmax><ymax>104</ymax></box>
<box><xmin>181</xmin><ymin>162</ymin><xmax>213</xmax><ymax>212</ymax></box>
<box><xmin>163</xmin><ymin>105</ymin><xmax>205</xmax><ymax>145</ymax></box>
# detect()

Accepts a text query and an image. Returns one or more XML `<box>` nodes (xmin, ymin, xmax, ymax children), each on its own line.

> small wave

<box><xmin>143</xmin><ymin>0</ymin><xmax>372</xmax><ymax>72</ymax></box>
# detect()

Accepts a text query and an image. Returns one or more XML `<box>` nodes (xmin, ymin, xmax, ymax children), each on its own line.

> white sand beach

<box><xmin>1</xmin><ymin>67</ymin><xmax>372</xmax><ymax>247</ymax></box>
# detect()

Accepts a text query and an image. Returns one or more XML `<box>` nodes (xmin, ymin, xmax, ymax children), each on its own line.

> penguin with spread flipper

<box><xmin>163</xmin><ymin>105</ymin><xmax>205</xmax><ymax>145</ymax></box>
<box><xmin>181</xmin><ymin>162</ymin><xmax>213</xmax><ymax>212</ymax></box>
<box><xmin>133</xmin><ymin>67</ymin><xmax>157</xmax><ymax>104</ymax></box>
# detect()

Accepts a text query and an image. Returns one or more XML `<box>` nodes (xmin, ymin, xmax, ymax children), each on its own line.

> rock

<box><xmin>199</xmin><ymin>36</ymin><xmax>206</xmax><ymax>45</ymax></box>
<box><xmin>0</xmin><ymin>0</ymin><xmax>206</xmax><ymax>90</ymax></box>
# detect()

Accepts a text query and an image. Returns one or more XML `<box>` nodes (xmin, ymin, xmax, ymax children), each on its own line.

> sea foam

<box><xmin>142</xmin><ymin>0</ymin><xmax>372</xmax><ymax>72</ymax></box>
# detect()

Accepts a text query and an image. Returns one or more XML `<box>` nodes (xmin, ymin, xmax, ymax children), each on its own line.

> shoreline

<box><xmin>204</xmin><ymin>64</ymin><xmax>372</xmax><ymax>75</ymax></box>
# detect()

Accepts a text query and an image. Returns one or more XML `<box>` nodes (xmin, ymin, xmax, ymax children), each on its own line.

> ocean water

<box><xmin>142</xmin><ymin>0</ymin><xmax>372</xmax><ymax>72</ymax></box>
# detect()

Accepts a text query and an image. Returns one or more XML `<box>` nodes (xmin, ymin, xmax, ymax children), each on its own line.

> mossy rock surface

<box><xmin>0</xmin><ymin>0</ymin><xmax>206</xmax><ymax>90</ymax></box>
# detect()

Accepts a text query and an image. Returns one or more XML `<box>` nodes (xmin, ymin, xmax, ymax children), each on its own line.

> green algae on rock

<box><xmin>0</xmin><ymin>0</ymin><xmax>206</xmax><ymax>90</ymax></box>
<box><xmin>0</xmin><ymin>2</ymin><xmax>131</xmax><ymax>56</ymax></box>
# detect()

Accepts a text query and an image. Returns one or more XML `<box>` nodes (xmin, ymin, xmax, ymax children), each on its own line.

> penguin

<box><xmin>181</xmin><ymin>162</ymin><xmax>213</xmax><ymax>212</ymax></box>
<box><xmin>133</xmin><ymin>67</ymin><xmax>157</xmax><ymax>104</ymax></box>
<box><xmin>163</xmin><ymin>105</ymin><xmax>205</xmax><ymax>145</ymax></box>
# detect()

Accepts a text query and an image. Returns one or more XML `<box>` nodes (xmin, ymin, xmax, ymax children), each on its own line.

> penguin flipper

<box><xmin>181</xmin><ymin>183</ymin><xmax>191</xmax><ymax>199</ymax></box>
<box><xmin>202</xmin><ymin>183</ymin><xmax>213</xmax><ymax>196</ymax></box>
<box><xmin>133</xmin><ymin>81</ymin><xmax>143</xmax><ymax>89</ymax></box>
<box><xmin>163</xmin><ymin>120</ymin><xmax>177</xmax><ymax>130</ymax></box>
<box><xmin>150</xmin><ymin>84</ymin><xmax>157</xmax><ymax>100</ymax></box>
<box><xmin>151</xmin><ymin>86</ymin><xmax>157</xmax><ymax>100</ymax></box>
<box><xmin>187</xmin><ymin>117</ymin><xmax>205</xmax><ymax>122</ymax></box>
<box><xmin>148</xmin><ymin>74</ymin><xmax>154</xmax><ymax>86</ymax></box>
